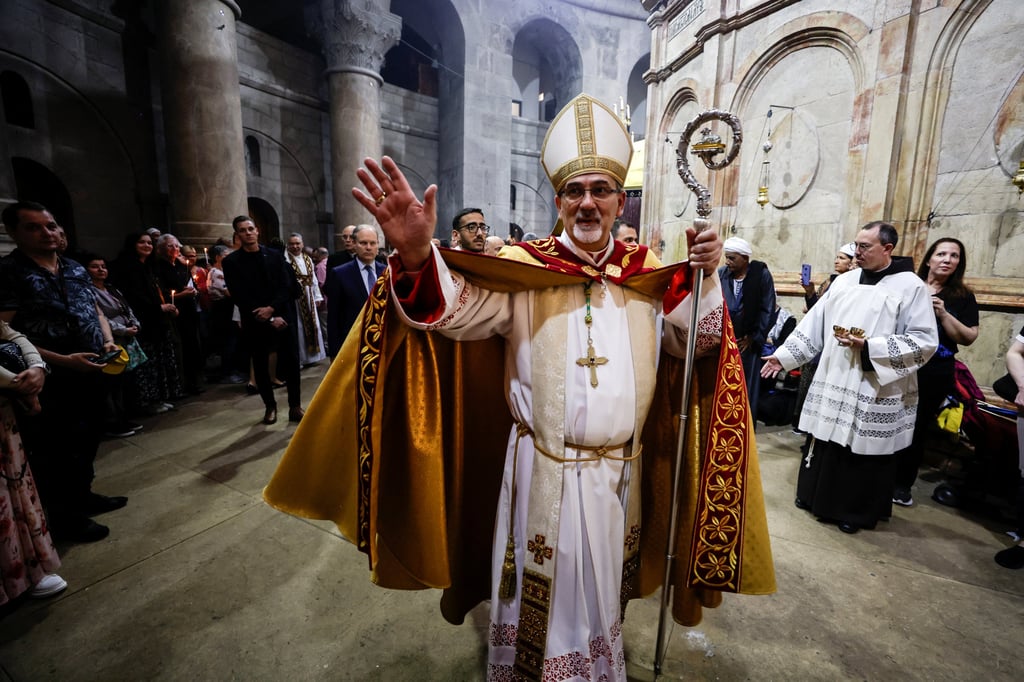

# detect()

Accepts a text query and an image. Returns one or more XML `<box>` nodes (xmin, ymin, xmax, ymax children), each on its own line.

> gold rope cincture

<box><xmin>497</xmin><ymin>422</ymin><xmax>643</xmax><ymax>600</ymax></box>
<box><xmin>515</xmin><ymin>421</ymin><xmax>641</xmax><ymax>463</ymax></box>
<box><xmin>498</xmin><ymin>424</ymin><xmax>527</xmax><ymax>600</ymax></box>
<box><xmin>575</xmin><ymin>281</ymin><xmax>608</xmax><ymax>388</ymax></box>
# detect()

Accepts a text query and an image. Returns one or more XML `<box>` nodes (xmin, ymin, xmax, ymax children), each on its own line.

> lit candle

<box><xmin>204</xmin><ymin>247</ymin><xmax>209</xmax><ymax>263</ymax></box>
<box><xmin>171</xmin><ymin>289</ymin><xmax>176</xmax><ymax>302</ymax></box>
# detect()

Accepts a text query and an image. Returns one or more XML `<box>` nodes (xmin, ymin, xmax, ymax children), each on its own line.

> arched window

<box><xmin>244</xmin><ymin>135</ymin><xmax>261</xmax><ymax>177</ymax></box>
<box><xmin>1</xmin><ymin>71</ymin><xmax>35</xmax><ymax>128</ymax></box>
<box><xmin>510</xmin><ymin>184</ymin><xmax>517</xmax><ymax>211</ymax></box>
<box><xmin>382</xmin><ymin>24</ymin><xmax>438</xmax><ymax>96</ymax></box>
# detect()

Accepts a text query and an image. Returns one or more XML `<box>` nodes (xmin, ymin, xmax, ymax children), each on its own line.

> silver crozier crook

<box><xmin>653</xmin><ymin>109</ymin><xmax>742</xmax><ymax>677</ymax></box>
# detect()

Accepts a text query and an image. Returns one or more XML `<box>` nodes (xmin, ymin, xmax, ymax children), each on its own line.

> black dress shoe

<box><xmin>262</xmin><ymin>408</ymin><xmax>278</xmax><ymax>425</ymax></box>
<box><xmin>288</xmin><ymin>406</ymin><xmax>305</xmax><ymax>423</ymax></box>
<box><xmin>838</xmin><ymin>521</ymin><xmax>859</xmax><ymax>534</ymax></box>
<box><xmin>86</xmin><ymin>493</ymin><xmax>128</xmax><ymax>515</ymax></box>
<box><xmin>794</xmin><ymin>497</ymin><xmax>811</xmax><ymax>511</ymax></box>
<box><xmin>54</xmin><ymin>518</ymin><xmax>110</xmax><ymax>543</ymax></box>
<box><xmin>994</xmin><ymin>545</ymin><xmax>1024</xmax><ymax>569</ymax></box>
<box><xmin>245</xmin><ymin>383</ymin><xmax>260</xmax><ymax>395</ymax></box>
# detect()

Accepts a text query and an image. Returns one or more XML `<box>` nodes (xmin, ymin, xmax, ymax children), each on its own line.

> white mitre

<box><xmin>541</xmin><ymin>94</ymin><xmax>633</xmax><ymax>192</ymax></box>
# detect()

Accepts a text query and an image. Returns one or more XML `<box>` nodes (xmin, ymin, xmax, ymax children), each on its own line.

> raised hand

<box><xmin>353</xmin><ymin>156</ymin><xmax>437</xmax><ymax>271</ymax></box>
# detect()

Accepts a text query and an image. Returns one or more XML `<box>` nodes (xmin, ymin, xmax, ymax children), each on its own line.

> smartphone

<box><xmin>800</xmin><ymin>263</ymin><xmax>812</xmax><ymax>287</ymax></box>
<box><xmin>90</xmin><ymin>348</ymin><xmax>123</xmax><ymax>364</ymax></box>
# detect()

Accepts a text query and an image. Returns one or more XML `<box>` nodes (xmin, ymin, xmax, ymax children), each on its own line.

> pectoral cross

<box><xmin>576</xmin><ymin>342</ymin><xmax>608</xmax><ymax>388</ymax></box>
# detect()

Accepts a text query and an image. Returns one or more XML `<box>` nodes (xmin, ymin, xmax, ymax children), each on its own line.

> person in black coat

<box><xmin>325</xmin><ymin>225</ymin><xmax>385</xmax><ymax>357</ymax></box>
<box><xmin>222</xmin><ymin>216</ymin><xmax>304</xmax><ymax>425</ymax></box>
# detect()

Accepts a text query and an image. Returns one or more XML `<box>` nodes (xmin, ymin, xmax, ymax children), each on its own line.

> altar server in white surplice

<box><xmin>763</xmin><ymin>221</ymin><xmax>938</xmax><ymax>535</ymax></box>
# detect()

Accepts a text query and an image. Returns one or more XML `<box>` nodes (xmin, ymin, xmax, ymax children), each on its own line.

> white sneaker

<box><xmin>29</xmin><ymin>574</ymin><xmax>68</xmax><ymax>598</ymax></box>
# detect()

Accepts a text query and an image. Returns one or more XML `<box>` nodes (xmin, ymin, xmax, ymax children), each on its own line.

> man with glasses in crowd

<box><xmin>326</xmin><ymin>223</ymin><xmax>358</xmax><ymax>270</ymax></box>
<box><xmin>450</xmin><ymin>208</ymin><xmax>488</xmax><ymax>252</ymax></box>
<box><xmin>266</xmin><ymin>94</ymin><xmax>774</xmax><ymax>680</ymax></box>
<box><xmin>762</xmin><ymin>221</ymin><xmax>938</xmax><ymax>535</ymax></box>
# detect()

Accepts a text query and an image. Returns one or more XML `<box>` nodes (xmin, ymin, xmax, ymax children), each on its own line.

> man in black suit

<box><xmin>222</xmin><ymin>216</ymin><xmax>304</xmax><ymax>425</ymax></box>
<box><xmin>325</xmin><ymin>225</ymin><xmax>385</xmax><ymax>357</ymax></box>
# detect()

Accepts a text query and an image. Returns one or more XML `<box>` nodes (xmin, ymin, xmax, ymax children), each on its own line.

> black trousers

<box><xmin>243</xmin><ymin>321</ymin><xmax>300</xmax><ymax>411</ymax></box>
<box><xmin>894</xmin><ymin>367</ymin><xmax>954</xmax><ymax>490</ymax></box>
<box><xmin>19</xmin><ymin>370</ymin><xmax>105</xmax><ymax>527</ymax></box>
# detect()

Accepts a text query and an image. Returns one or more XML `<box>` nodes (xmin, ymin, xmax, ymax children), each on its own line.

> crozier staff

<box><xmin>265</xmin><ymin>94</ymin><xmax>775</xmax><ymax>681</ymax></box>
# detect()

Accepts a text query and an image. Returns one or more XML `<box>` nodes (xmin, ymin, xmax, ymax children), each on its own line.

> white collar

<box><xmin>556</xmin><ymin>229</ymin><xmax>613</xmax><ymax>268</ymax></box>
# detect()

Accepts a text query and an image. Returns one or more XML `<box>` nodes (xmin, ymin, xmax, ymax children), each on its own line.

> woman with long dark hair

<box><xmin>108</xmin><ymin>232</ymin><xmax>184</xmax><ymax>414</ymax></box>
<box><xmin>893</xmin><ymin>237</ymin><xmax>979</xmax><ymax>506</ymax></box>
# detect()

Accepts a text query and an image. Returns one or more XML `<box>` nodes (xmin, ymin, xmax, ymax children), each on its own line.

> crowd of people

<box><xmin>0</xmin><ymin>201</ymin><xmax>404</xmax><ymax>604</ymax></box>
<box><xmin>759</xmin><ymin>227</ymin><xmax>1021</xmax><ymax>573</ymax></box>
<box><xmin>0</xmin><ymin>184</ymin><xmax>634</xmax><ymax>608</ymax></box>
<box><xmin>2</xmin><ymin>95</ymin><xmax>1020</xmax><ymax>681</ymax></box>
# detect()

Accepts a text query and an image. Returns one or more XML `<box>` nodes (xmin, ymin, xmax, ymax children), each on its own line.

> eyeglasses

<box><xmin>458</xmin><ymin>223</ymin><xmax>490</xmax><ymax>234</ymax></box>
<box><xmin>559</xmin><ymin>185</ymin><xmax>622</xmax><ymax>202</ymax></box>
<box><xmin>853</xmin><ymin>242</ymin><xmax>877</xmax><ymax>253</ymax></box>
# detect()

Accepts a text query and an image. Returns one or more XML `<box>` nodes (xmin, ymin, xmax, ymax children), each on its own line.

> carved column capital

<box><xmin>311</xmin><ymin>0</ymin><xmax>402</xmax><ymax>81</ymax></box>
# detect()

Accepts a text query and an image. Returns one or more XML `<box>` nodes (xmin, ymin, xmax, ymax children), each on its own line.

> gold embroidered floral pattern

<box><xmin>356</xmin><ymin>272</ymin><xmax>389</xmax><ymax>553</ymax></box>
<box><xmin>625</xmin><ymin>524</ymin><xmax>641</xmax><ymax>552</ymax></box>
<box><xmin>687</xmin><ymin>307</ymin><xmax>748</xmax><ymax>591</ymax></box>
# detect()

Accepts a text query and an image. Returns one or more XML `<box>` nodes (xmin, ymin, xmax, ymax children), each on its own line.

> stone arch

<box><xmin>908</xmin><ymin>0</ymin><xmax>1023</xmax><ymax>308</ymax></box>
<box><xmin>626</xmin><ymin>54</ymin><xmax>650</xmax><ymax>138</ymax></box>
<box><xmin>0</xmin><ymin>54</ymin><xmax>139</xmax><ymax>258</ymax></box>
<box><xmin>389</xmin><ymin>0</ymin><xmax>465</xmax><ymax>225</ymax></box>
<box><xmin>512</xmin><ymin>19</ymin><xmax>583</xmax><ymax>122</ymax></box>
<box><xmin>725</xmin><ymin>16</ymin><xmax>868</xmax><ymax>274</ymax></box>
<box><xmin>902</xmin><ymin>0</ymin><xmax>996</xmax><ymax>234</ymax></box>
<box><xmin>10</xmin><ymin>157</ymin><xmax>73</xmax><ymax>243</ymax></box>
<box><xmin>242</xmin><ymin>127</ymin><xmax>320</xmax><ymax>244</ymax></box>
<box><xmin>247</xmin><ymin>196</ymin><xmax>280</xmax><ymax>243</ymax></box>
<box><xmin>382</xmin><ymin>21</ymin><xmax>439</xmax><ymax>96</ymax></box>
<box><xmin>644</xmin><ymin>84</ymin><xmax>703</xmax><ymax>262</ymax></box>
<box><xmin>244</xmin><ymin>135</ymin><xmax>261</xmax><ymax>177</ymax></box>
<box><xmin>1</xmin><ymin>70</ymin><xmax>34</xmax><ymax>128</ymax></box>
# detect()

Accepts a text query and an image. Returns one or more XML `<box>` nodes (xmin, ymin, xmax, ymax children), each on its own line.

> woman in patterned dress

<box><xmin>0</xmin><ymin>320</ymin><xmax>65</xmax><ymax>603</ymax></box>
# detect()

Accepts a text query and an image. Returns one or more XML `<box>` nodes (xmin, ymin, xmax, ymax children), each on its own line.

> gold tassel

<box><xmin>498</xmin><ymin>534</ymin><xmax>516</xmax><ymax>600</ymax></box>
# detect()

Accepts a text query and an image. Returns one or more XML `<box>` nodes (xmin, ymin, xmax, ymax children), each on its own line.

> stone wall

<box><xmin>0</xmin><ymin>1</ymin><xmax>140</xmax><ymax>259</ymax></box>
<box><xmin>645</xmin><ymin>0</ymin><xmax>1024</xmax><ymax>384</ymax></box>
<box><xmin>236</xmin><ymin>23</ymin><xmax>328</xmax><ymax>247</ymax></box>
<box><xmin>381</xmin><ymin>83</ymin><xmax>439</xmax><ymax>212</ymax></box>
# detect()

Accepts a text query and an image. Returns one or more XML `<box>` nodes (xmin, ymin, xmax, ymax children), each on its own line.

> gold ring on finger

<box><xmin>375</xmin><ymin>192</ymin><xmax>387</xmax><ymax>206</ymax></box>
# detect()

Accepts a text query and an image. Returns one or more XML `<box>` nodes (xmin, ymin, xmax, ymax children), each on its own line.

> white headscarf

<box><xmin>723</xmin><ymin>237</ymin><xmax>753</xmax><ymax>257</ymax></box>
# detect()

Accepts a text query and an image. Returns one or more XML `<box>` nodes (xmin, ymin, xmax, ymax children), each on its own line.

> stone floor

<box><xmin>1</xmin><ymin>363</ymin><xmax>1022</xmax><ymax>681</ymax></box>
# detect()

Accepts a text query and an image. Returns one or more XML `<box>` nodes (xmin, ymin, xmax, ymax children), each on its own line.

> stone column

<box><xmin>155</xmin><ymin>0</ymin><xmax>247</xmax><ymax>245</ymax></box>
<box><xmin>315</xmin><ymin>0</ymin><xmax>401</xmax><ymax>250</ymax></box>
